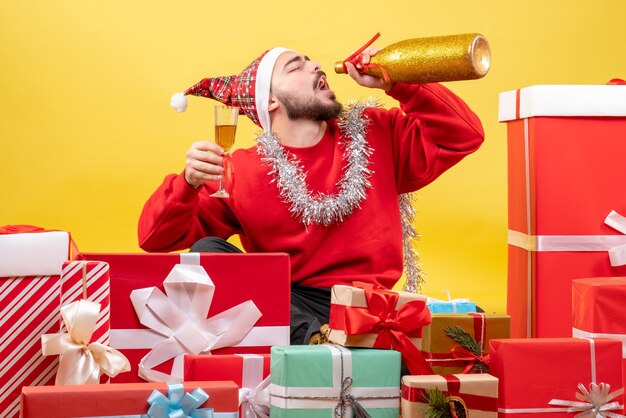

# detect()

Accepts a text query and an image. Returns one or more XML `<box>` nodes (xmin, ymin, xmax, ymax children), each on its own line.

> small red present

<box><xmin>490</xmin><ymin>337</ymin><xmax>624</xmax><ymax>418</ymax></box>
<box><xmin>573</xmin><ymin>277</ymin><xmax>626</xmax><ymax>401</ymax></box>
<box><xmin>20</xmin><ymin>380</ymin><xmax>239</xmax><ymax>417</ymax></box>
<box><xmin>76</xmin><ymin>252</ymin><xmax>290</xmax><ymax>382</ymax></box>
<box><xmin>185</xmin><ymin>353</ymin><xmax>270</xmax><ymax>418</ymax></box>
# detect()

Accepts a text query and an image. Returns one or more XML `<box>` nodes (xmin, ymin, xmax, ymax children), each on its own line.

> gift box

<box><xmin>0</xmin><ymin>226</ymin><xmax>72</xmax><ymax>418</ymax></box>
<box><xmin>499</xmin><ymin>85</ymin><xmax>626</xmax><ymax>338</ymax></box>
<box><xmin>490</xmin><ymin>338</ymin><xmax>624</xmax><ymax>418</ymax></box>
<box><xmin>421</xmin><ymin>313</ymin><xmax>510</xmax><ymax>375</ymax></box>
<box><xmin>572</xmin><ymin>277</ymin><xmax>626</xmax><ymax>397</ymax></box>
<box><xmin>185</xmin><ymin>353</ymin><xmax>270</xmax><ymax>418</ymax></box>
<box><xmin>401</xmin><ymin>374</ymin><xmax>498</xmax><ymax>418</ymax></box>
<box><xmin>0</xmin><ymin>226</ymin><xmax>71</xmax><ymax>277</ymax></box>
<box><xmin>76</xmin><ymin>252</ymin><xmax>290</xmax><ymax>382</ymax></box>
<box><xmin>327</xmin><ymin>282</ymin><xmax>432</xmax><ymax>375</ymax></box>
<box><xmin>20</xmin><ymin>380</ymin><xmax>239</xmax><ymax>417</ymax></box>
<box><xmin>270</xmin><ymin>345</ymin><xmax>400</xmax><ymax>417</ymax></box>
<box><xmin>60</xmin><ymin>261</ymin><xmax>110</xmax><ymax>345</ymax></box>
<box><xmin>427</xmin><ymin>296</ymin><xmax>477</xmax><ymax>314</ymax></box>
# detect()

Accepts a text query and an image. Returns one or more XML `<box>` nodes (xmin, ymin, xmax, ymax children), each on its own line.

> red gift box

<box><xmin>572</xmin><ymin>277</ymin><xmax>626</xmax><ymax>398</ymax></box>
<box><xmin>185</xmin><ymin>353</ymin><xmax>270</xmax><ymax>418</ymax></box>
<box><xmin>76</xmin><ymin>252</ymin><xmax>290</xmax><ymax>383</ymax></box>
<box><xmin>490</xmin><ymin>337</ymin><xmax>624</xmax><ymax>418</ymax></box>
<box><xmin>499</xmin><ymin>85</ymin><xmax>626</xmax><ymax>338</ymax></box>
<box><xmin>0</xmin><ymin>227</ymin><xmax>72</xmax><ymax>418</ymax></box>
<box><xmin>19</xmin><ymin>380</ymin><xmax>239</xmax><ymax>417</ymax></box>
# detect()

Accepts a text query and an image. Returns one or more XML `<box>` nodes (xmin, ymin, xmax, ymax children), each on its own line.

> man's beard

<box><xmin>276</xmin><ymin>90</ymin><xmax>343</xmax><ymax>121</ymax></box>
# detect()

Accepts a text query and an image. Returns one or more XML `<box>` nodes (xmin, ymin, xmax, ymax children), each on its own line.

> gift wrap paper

<box><xmin>572</xmin><ymin>277</ymin><xmax>626</xmax><ymax>400</ymax></box>
<box><xmin>0</xmin><ymin>228</ymin><xmax>72</xmax><ymax>418</ymax></box>
<box><xmin>76</xmin><ymin>252</ymin><xmax>290</xmax><ymax>382</ymax></box>
<box><xmin>500</xmin><ymin>85</ymin><xmax>626</xmax><ymax>338</ymax></box>
<box><xmin>427</xmin><ymin>300</ymin><xmax>477</xmax><ymax>314</ymax></box>
<box><xmin>184</xmin><ymin>353</ymin><xmax>271</xmax><ymax>418</ymax></box>
<box><xmin>490</xmin><ymin>338</ymin><xmax>624</xmax><ymax>418</ymax></box>
<box><xmin>328</xmin><ymin>284</ymin><xmax>427</xmax><ymax>348</ymax></box>
<box><xmin>270</xmin><ymin>345</ymin><xmax>400</xmax><ymax>417</ymax></box>
<box><xmin>421</xmin><ymin>313</ymin><xmax>510</xmax><ymax>374</ymax></box>
<box><xmin>401</xmin><ymin>374</ymin><xmax>498</xmax><ymax>418</ymax></box>
<box><xmin>59</xmin><ymin>260</ymin><xmax>110</xmax><ymax>345</ymax></box>
<box><xmin>19</xmin><ymin>380</ymin><xmax>239</xmax><ymax>418</ymax></box>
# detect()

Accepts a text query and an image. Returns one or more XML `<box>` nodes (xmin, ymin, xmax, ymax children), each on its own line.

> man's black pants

<box><xmin>190</xmin><ymin>237</ymin><xmax>328</xmax><ymax>345</ymax></box>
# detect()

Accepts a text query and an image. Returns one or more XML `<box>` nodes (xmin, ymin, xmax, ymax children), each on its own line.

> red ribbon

<box><xmin>339</xmin><ymin>32</ymin><xmax>391</xmax><ymax>83</ymax></box>
<box><xmin>329</xmin><ymin>281</ymin><xmax>433</xmax><ymax>375</ymax></box>
<box><xmin>401</xmin><ymin>375</ymin><xmax>497</xmax><ymax>412</ymax></box>
<box><xmin>450</xmin><ymin>346</ymin><xmax>491</xmax><ymax>374</ymax></box>
<box><xmin>0</xmin><ymin>224</ymin><xmax>47</xmax><ymax>234</ymax></box>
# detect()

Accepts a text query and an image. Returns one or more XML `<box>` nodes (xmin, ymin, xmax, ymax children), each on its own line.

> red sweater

<box><xmin>138</xmin><ymin>83</ymin><xmax>484</xmax><ymax>289</ymax></box>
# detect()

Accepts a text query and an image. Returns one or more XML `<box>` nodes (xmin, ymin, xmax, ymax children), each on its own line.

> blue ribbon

<box><xmin>146</xmin><ymin>382</ymin><xmax>213</xmax><ymax>418</ymax></box>
<box><xmin>81</xmin><ymin>383</ymin><xmax>237</xmax><ymax>418</ymax></box>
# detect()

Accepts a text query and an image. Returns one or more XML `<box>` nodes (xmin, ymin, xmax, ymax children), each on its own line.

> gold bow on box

<box><xmin>41</xmin><ymin>299</ymin><xmax>130</xmax><ymax>385</ymax></box>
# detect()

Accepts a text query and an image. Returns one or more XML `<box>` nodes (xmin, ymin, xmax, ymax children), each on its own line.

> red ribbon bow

<box><xmin>450</xmin><ymin>346</ymin><xmax>491</xmax><ymax>374</ymax></box>
<box><xmin>339</xmin><ymin>32</ymin><xmax>390</xmax><ymax>83</ymax></box>
<box><xmin>332</xmin><ymin>281</ymin><xmax>433</xmax><ymax>375</ymax></box>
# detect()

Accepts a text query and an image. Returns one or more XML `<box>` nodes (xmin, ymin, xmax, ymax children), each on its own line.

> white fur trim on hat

<box><xmin>255</xmin><ymin>47</ymin><xmax>292</xmax><ymax>132</ymax></box>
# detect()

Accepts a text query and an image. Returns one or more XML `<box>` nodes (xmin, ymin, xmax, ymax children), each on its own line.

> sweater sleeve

<box><xmin>137</xmin><ymin>172</ymin><xmax>241</xmax><ymax>252</ymax></box>
<box><xmin>370</xmin><ymin>83</ymin><xmax>485</xmax><ymax>193</ymax></box>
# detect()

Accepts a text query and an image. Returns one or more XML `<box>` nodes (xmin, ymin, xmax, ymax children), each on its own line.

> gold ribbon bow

<box><xmin>549</xmin><ymin>383</ymin><xmax>625</xmax><ymax>418</ymax></box>
<box><xmin>41</xmin><ymin>299</ymin><xmax>130</xmax><ymax>385</ymax></box>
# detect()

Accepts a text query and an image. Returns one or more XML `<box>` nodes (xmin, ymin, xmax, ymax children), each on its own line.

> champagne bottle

<box><xmin>334</xmin><ymin>33</ymin><xmax>491</xmax><ymax>84</ymax></box>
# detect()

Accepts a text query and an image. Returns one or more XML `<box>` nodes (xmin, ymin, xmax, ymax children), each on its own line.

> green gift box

<box><xmin>270</xmin><ymin>345</ymin><xmax>400</xmax><ymax>417</ymax></box>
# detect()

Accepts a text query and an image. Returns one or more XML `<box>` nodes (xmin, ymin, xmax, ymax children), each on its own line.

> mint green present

<box><xmin>270</xmin><ymin>344</ymin><xmax>400</xmax><ymax>418</ymax></box>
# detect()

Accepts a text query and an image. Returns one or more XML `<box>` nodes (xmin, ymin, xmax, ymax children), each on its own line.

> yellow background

<box><xmin>2</xmin><ymin>1</ymin><xmax>625</xmax><ymax>314</ymax></box>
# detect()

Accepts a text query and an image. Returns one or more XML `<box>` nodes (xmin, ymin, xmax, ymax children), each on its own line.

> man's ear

<box><xmin>268</xmin><ymin>93</ymin><xmax>279</xmax><ymax>112</ymax></box>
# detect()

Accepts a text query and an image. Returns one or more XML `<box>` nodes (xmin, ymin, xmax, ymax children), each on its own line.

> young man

<box><xmin>138</xmin><ymin>47</ymin><xmax>484</xmax><ymax>345</ymax></box>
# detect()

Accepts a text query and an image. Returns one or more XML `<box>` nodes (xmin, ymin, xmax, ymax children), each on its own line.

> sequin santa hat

<box><xmin>170</xmin><ymin>47</ymin><xmax>291</xmax><ymax>132</ymax></box>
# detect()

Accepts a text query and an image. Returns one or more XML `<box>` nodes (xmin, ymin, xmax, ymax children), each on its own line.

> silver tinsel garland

<box><xmin>399</xmin><ymin>192</ymin><xmax>427</xmax><ymax>293</ymax></box>
<box><xmin>256</xmin><ymin>100</ymin><xmax>426</xmax><ymax>292</ymax></box>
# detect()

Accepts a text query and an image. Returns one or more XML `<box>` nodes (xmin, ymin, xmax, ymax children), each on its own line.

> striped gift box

<box><xmin>0</xmin><ymin>275</ymin><xmax>62</xmax><ymax>418</ymax></box>
<box><xmin>0</xmin><ymin>228</ymin><xmax>81</xmax><ymax>418</ymax></box>
<box><xmin>59</xmin><ymin>261</ymin><xmax>110</xmax><ymax>347</ymax></box>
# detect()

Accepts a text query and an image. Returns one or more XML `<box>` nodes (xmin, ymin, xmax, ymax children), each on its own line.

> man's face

<box><xmin>270</xmin><ymin>51</ymin><xmax>343</xmax><ymax>121</ymax></box>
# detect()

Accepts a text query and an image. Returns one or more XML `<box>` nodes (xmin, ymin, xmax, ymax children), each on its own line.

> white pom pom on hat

<box><xmin>170</xmin><ymin>92</ymin><xmax>188</xmax><ymax>112</ymax></box>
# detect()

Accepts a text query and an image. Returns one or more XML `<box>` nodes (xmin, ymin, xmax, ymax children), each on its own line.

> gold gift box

<box><xmin>422</xmin><ymin>314</ymin><xmax>510</xmax><ymax>374</ymax></box>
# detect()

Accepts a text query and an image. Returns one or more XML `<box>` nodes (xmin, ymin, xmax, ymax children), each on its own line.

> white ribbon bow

<box><xmin>130</xmin><ymin>262</ymin><xmax>262</xmax><ymax>382</ymax></box>
<box><xmin>605</xmin><ymin>211</ymin><xmax>626</xmax><ymax>266</ymax></box>
<box><xmin>549</xmin><ymin>382</ymin><xmax>625</xmax><ymax>418</ymax></box>
<box><xmin>41</xmin><ymin>299</ymin><xmax>131</xmax><ymax>385</ymax></box>
<box><xmin>239</xmin><ymin>376</ymin><xmax>271</xmax><ymax>418</ymax></box>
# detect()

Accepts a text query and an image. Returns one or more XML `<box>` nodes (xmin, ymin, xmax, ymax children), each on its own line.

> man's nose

<box><xmin>309</xmin><ymin>60</ymin><xmax>321</xmax><ymax>72</ymax></box>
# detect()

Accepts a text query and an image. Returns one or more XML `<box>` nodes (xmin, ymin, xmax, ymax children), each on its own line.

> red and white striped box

<box><xmin>0</xmin><ymin>227</ymin><xmax>71</xmax><ymax>418</ymax></box>
<box><xmin>59</xmin><ymin>261</ymin><xmax>110</xmax><ymax>346</ymax></box>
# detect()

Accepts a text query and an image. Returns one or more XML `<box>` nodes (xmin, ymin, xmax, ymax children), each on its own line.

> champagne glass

<box><xmin>211</xmin><ymin>105</ymin><xmax>238</xmax><ymax>198</ymax></box>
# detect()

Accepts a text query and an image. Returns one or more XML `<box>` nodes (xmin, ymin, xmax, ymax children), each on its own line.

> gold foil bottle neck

<box><xmin>333</xmin><ymin>33</ymin><xmax>491</xmax><ymax>83</ymax></box>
